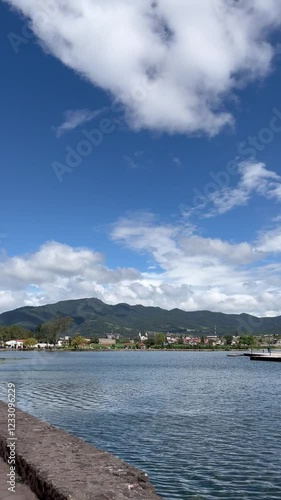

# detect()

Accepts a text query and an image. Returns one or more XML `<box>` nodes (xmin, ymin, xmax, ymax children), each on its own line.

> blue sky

<box><xmin>1</xmin><ymin>0</ymin><xmax>281</xmax><ymax>316</ymax></box>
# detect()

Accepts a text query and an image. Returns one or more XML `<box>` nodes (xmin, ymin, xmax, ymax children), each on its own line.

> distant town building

<box><xmin>139</xmin><ymin>333</ymin><xmax>148</xmax><ymax>342</ymax></box>
<box><xmin>204</xmin><ymin>336</ymin><xmax>223</xmax><ymax>346</ymax></box>
<box><xmin>57</xmin><ymin>336</ymin><xmax>70</xmax><ymax>347</ymax></box>
<box><xmin>166</xmin><ymin>336</ymin><xmax>178</xmax><ymax>344</ymax></box>
<box><xmin>99</xmin><ymin>338</ymin><xmax>116</xmax><ymax>346</ymax></box>
<box><xmin>105</xmin><ymin>334</ymin><xmax>120</xmax><ymax>340</ymax></box>
<box><xmin>5</xmin><ymin>340</ymin><xmax>24</xmax><ymax>349</ymax></box>
<box><xmin>183</xmin><ymin>337</ymin><xmax>201</xmax><ymax>345</ymax></box>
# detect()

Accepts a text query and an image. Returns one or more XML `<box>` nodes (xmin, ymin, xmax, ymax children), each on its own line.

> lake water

<box><xmin>0</xmin><ymin>350</ymin><xmax>280</xmax><ymax>499</ymax></box>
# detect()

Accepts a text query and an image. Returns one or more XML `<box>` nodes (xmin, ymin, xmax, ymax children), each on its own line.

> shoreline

<box><xmin>0</xmin><ymin>347</ymin><xmax>277</xmax><ymax>353</ymax></box>
<box><xmin>0</xmin><ymin>347</ymin><xmax>245</xmax><ymax>353</ymax></box>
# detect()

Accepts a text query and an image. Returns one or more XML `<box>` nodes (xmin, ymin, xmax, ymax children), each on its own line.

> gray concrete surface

<box><xmin>0</xmin><ymin>401</ymin><xmax>161</xmax><ymax>500</ymax></box>
<box><xmin>0</xmin><ymin>456</ymin><xmax>38</xmax><ymax>499</ymax></box>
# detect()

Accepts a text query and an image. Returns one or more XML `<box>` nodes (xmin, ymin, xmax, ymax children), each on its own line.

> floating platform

<box><xmin>244</xmin><ymin>352</ymin><xmax>274</xmax><ymax>357</ymax></box>
<box><xmin>250</xmin><ymin>354</ymin><xmax>281</xmax><ymax>362</ymax></box>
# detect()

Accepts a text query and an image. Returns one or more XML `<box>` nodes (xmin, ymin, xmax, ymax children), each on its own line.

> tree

<box><xmin>34</xmin><ymin>324</ymin><xmax>45</xmax><ymax>341</ymax></box>
<box><xmin>224</xmin><ymin>334</ymin><xmax>233</xmax><ymax>346</ymax></box>
<box><xmin>144</xmin><ymin>335</ymin><xmax>155</xmax><ymax>348</ymax></box>
<box><xmin>239</xmin><ymin>335</ymin><xmax>257</xmax><ymax>348</ymax></box>
<box><xmin>0</xmin><ymin>325</ymin><xmax>31</xmax><ymax>342</ymax></box>
<box><xmin>23</xmin><ymin>338</ymin><xmax>37</xmax><ymax>349</ymax></box>
<box><xmin>41</xmin><ymin>316</ymin><xmax>72</xmax><ymax>347</ymax></box>
<box><xmin>70</xmin><ymin>335</ymin><xmax>84</xmax><ymax>349</ymax></box>
<box><xmin>154</xmin><ymin>333</ymin><xmax>166</xmax><ymax>347</ymax></box>
<box><xmin>90</xmin><ymin>336</ymin><xmax>99</xmax><ymax>344</ymax></box>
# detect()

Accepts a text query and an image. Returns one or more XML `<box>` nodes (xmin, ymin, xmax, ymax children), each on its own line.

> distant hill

<box><xmin>0</xmin><ymin>297</ymin><xmax>280</xmax><ymax>337</ymax></box>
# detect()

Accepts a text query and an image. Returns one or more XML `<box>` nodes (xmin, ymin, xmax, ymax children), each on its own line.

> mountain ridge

<box><xmin>0</xmin><ymin>297</ymin><xmax>280</xmax><ymax>337</ymax></box>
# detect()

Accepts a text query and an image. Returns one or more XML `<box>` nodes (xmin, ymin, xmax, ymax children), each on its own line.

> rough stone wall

<box><xmin>0</xmin><ymin>402</ymin><xmax>161</xmax><ymax>500</ymax></box>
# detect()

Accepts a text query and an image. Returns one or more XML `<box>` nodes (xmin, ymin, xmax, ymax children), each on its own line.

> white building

<box><xmin>35</xmin><ymin>343</ymin><xmax>54</xmax><ymax>349</ymax></box>
<box><xmin>5</xmin><ymin>340</ymin><xmax>24</xmax><ymax>349</ymax></box>
<box><xmin>166</xmin><ymin>336</ymin><xmax>177</xmax><ymax>344</ymax></box>
<box><xmin>57</xmin><ymin>336</ymin><xmax>70</xmax><ymax>347</ymax></box>
<box><xmin>139</xmin><ymin>333</ymin><xmax>148</xmax><ymax>342</ymax></box>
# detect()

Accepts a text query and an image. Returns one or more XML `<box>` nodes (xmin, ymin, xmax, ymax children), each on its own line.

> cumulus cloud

<box><xmin>0</xmin><ymin>241</ymin><xmax>141</xmax><ymax>312</ymax></box>
<box><xmin>110</xmin><ymin>214</ymin><xmax>281</xmax><ymax>315</ymax></box>
<box><xmin>5</xmin><ymin>0</ymin><xmax>281</xmax><ymax>135</ymax></box>
<box><xmin>257</xmin><ymin>226</ymin><xmax>281</xmax><ymax>253</ymax></box>
<box><xmin>1</xmin><ymin>220</ymin><xmax>281</xmax><ymax>317</ymax></box>
<box><xmin>54</xmin><ymin>108</ymin><xmax>104</xmax><ymax>137</ymax></box>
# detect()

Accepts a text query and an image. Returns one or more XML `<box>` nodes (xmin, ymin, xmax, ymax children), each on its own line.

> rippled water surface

<box><xmin>0</xmin><ymin>351</ymin><xmax>280</xmax><ymax>499</ymax></box>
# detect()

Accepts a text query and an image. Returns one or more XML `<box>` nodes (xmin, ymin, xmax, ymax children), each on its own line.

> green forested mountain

<box><xmin>0</xmin><ymin>297</ymin><xmax>280</xmax><ymax>337</ymax></box>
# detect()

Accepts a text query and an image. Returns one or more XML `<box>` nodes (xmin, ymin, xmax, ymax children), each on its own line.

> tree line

<box><xmin>0</xmin><ymin>316</ymin><xmax>72</xmax><ymax>346</ymax></box>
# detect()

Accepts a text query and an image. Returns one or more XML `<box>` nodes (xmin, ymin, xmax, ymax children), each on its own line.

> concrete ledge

<box><xmin>0</xmin><ymin>402</ymin><xmax>161</xmax><ymax>500</ymax></box>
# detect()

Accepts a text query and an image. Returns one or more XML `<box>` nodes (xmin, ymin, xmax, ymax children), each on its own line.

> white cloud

<box><xmin>257</xmin><ymin>226</ymin><xmax>281</xmax><ymax>252</ymax></box>
<box><xmin>209</xmin><ymin>161</ymin><xmax>281</xmax><ymax>215</ymax></box>
<box><xmin>179</xmin><ymin>235</ymin><xmax>262</xmax><ymax>265</ymax></box>
<box><xmin>1</xmin><ymin>219</ymin><xmax>281</xmax><ymax>317</ymax></box>
<box><xmin>181</xmin><ymin>161</ymin><xmax>281</xmax><ymax>219</ymax></box>
<box><xmin>110</xmin><ymin>214</ymin><xmax>281</xmax><ymax>316</ymax></box>
<box><xmin>5</xmin><ymin>0</ymin><xmax>281</xmax><ymax>135</ymax></box>
<box><xmin>54</xmin><ymin>108</ymin><xmax>104</xmax><ymax>137</ymax></box>
<box><xmin>0</xmin><ymin>241</ymin><xmax>141</xmax><ymax>312</ymax></box>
